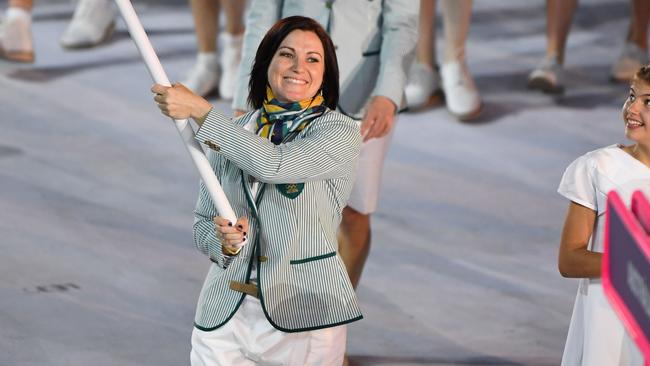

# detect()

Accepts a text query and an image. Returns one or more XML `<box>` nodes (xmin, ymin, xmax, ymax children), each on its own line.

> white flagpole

<box><xmin>114</xmin><ymin>0</ymin><xmax>237</xmax><ymax>224</ymax></box>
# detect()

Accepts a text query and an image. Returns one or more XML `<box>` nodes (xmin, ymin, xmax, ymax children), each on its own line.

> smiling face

<box><xmin>623</xmin><ymin>78</ymin><xmax>650</xmax><ymax>143</ymax></box>
<box><xmin>267</xmin><ymin>29</ymin><xmax>325</xmax><ymax>103</ymax></box>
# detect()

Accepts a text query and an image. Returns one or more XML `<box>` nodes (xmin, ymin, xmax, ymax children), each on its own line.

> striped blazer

<box><xmin>192</xmin><ymin>108</ymin><xmax>363</xmax><ymax>332</ymax></box>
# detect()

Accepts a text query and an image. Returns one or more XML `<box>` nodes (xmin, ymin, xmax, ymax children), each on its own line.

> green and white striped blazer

<box><xmin>192</xmin><ymin>108</ymin><xmax>363</xmax><ymax>332</ymax></box>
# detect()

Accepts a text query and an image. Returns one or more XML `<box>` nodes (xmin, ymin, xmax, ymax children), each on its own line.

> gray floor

<box><xmin>0</xmin><ymin>0</ymin><xmax>637</xmax><ymax>365</ymax></box>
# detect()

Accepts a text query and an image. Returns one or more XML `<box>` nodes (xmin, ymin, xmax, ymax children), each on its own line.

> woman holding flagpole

<box><xmin>151</xmin><ymin>16</ymin><xmax>362</xmax><ymax>365</ymax></box>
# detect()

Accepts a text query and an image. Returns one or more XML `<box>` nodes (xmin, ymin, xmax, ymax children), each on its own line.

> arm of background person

<box><xmin>231</xmin><ymin>0</ymin><xmax>283</xmax><ymax>113</ymax></box>
<box><xmin>361</xmin><ymin>0</ymin><xmax>418</xmax><ymax>140</ymax></box>
<box><xmin>371</xmin><ymin>0</ymin><xmax>419</xmax><ymax>108</ymax></box>
<box><xmin>558</xmin><ymin>201</ymin><xmax>602</xmax><ymax>278</ymax></box>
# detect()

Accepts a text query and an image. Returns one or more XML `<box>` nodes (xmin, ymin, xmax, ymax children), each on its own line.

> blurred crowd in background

<box><xmin>1</xmin><ymin>0</ymin><xmax>647</xmax><ymax>121</ymax></box>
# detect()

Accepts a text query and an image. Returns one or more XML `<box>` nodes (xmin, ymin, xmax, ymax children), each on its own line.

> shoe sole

<box><xmin>527</xmin><ymin>77</ymin><xmax>564</xmax><ymax>95</ymax></box>
<box><xmin>60</xmin><ymin>20</ymin><xmax>115</xmax><ymax>49</ymax></box>
<box><xmin>0</xmin><ymin>47</ymin><xmax>34</xmax><ymax>63</ymax></box>
<box><xmin>453</xmin><ymin>101</ymin><xmax>484</xmax><ymax>122</ymax></box>
<box><xmin>407</xmin><ymin>89</ymin><xmax>445</xmax><ymax>112</ymax></box>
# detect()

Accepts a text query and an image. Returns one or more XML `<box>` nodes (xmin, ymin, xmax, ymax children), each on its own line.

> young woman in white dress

<box><xmin>557</xmin><ymin>66</ymin><xmax>650</xmax><ymax>366</ymax></box>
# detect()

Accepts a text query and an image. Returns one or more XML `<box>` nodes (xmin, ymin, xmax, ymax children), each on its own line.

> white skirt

<box><xmin>561</xmin><ymin>279</ymin><xmax>643</xmax><ymax>366</ymax></box>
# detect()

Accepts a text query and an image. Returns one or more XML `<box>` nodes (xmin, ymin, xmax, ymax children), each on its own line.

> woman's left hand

<box><xmin>214</xmin><ymin>216</ymin><xmax>249</xmax><ymax>255</ymax></box>
<box><xmin>151</xmin><ymin>83</ymin><xmax>213</xmax><ymax>124</ymax></box>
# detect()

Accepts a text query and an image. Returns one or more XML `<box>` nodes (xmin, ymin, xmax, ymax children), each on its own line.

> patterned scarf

<box><xmin>255</xmin><ymin>87</ymin><xmax>326</xmax><ymax>145</ymax></box>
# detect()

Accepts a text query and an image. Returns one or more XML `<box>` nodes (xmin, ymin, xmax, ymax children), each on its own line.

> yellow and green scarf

<box><xmin>255</xmin><ymin>87</ymin><xmax>326</xmax><ymax>145</ymax></box>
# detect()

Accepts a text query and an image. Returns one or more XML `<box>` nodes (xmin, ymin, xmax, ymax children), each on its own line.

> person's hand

<box><xmin>360</xmin><ymin>95</ymin><xmax>397</xmax><ymax>142</ymax></box>
<box><xmin>151</xmin><ymin>83</ymin><xmax>213</xmax><ymax>125</ymax></box>
<box><xmin>233</xmin><ymin>109</ymin><xmax>246</xmax><ymax>117</ymax></box>
<box><xmin>214</xmin><ymin>216</ymin><xmax>249</xmax><ymax>255</ymax></box>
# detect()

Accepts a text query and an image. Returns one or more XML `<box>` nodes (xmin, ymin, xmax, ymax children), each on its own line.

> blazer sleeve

<box><xmin>231</xmin><ymin>0</ymin><xmax>283</xmax><ymax>112</ymax></box>
<box><xmin>193</xmin><ymin>182</ymin><xmax>225</xmax><ymax>267</ymax></box>
<box><xmin>371</xmin><ymin>0</ymin><xmax>419</xmax><ymax>107</ymax></box>
<box><xmin>195</xmin><ymin>109</ymin><xmax>362</xmax><ymax>184</ymax></box>
<box><xmin>191</xmin><ymin>149</ymin><xmax>228</xmax><ymax>267</ymax></box>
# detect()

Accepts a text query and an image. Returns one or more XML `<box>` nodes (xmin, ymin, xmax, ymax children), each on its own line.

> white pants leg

<box><xmin>303</xmin><ymin>323</ymin><xmax>346</xmax><ymax>366</ymax></box>
<box><xmin>346</xmin><ymin>127</ymin><xmax>395</xmax><ymax>215</ymax></box>
<box><xmin>191</xmin><ymin>296</ymin><xmax>346</xmax><ymax>366</ymax></box>
<box><xmin>190</xmin><ymin>305</ymin><xmax>252</xmax><ymax>366</ymax></box>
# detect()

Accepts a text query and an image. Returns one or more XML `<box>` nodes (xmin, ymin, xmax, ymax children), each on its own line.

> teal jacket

<box><xmin>192</xmin><ymin>108</ymin><xmax>363</xmax><ymax>332</ymax></box>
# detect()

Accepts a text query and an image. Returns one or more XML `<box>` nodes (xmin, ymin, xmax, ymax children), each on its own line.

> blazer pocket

<box><xmin>290</xmin><ymin>251</ymin><xmax>336</xmax><ymax>265</ymax></box>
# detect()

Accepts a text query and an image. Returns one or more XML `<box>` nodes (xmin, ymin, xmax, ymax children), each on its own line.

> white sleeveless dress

<box><xmin>558</xmin><ymin>144</ymin><xmax>648</xmax><ymax>366</ymax></box>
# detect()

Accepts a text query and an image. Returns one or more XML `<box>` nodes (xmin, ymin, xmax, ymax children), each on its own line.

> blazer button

<box><xmin>258</xmin><ymin>256</ymin><xmax>268</xmax><ymax>262</ymax></box>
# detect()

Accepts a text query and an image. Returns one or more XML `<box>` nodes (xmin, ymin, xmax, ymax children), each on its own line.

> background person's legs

<box><xmin>611</xmin><ymin>0</ymin><xmax>650</xmax><ymax>81</ymax></box>
<box><xmin>528</xmin><ymin>0</ymin><xmax>578</xmax><ymax>94</ymax></box>
<box><xmin>9</xmin><ymin>0</ymin><xmax>31</xmax><ymax>9</ymax></box>
<box><xmin>60</xmin><ymin>0</ymin><xmax>116</xmax><ymax>49</ymax></box>
<box><xmin>0</xmin><ymin>0</ymin><xmax>34</xmax><ymax>62</ymax></box>
<box><xmin>405</xmin><ymin>0</ymin><xmax>480</xmax><ymax>121</ymax></box>
<box><xmin>628</xmin><ymin>0</ymin><xmax>650</xmax><ymax>50</ymax></box>
<box><xmin>417</xmin><ymin>0</ymin><xmax>436</xmax><ymax>69</ymax></box>
<box><xmin>216</xmin><ymin>0</ymin><xmax>245</xmax><ymax>100</ymax></box>
<box><xmin>183</xmin><ymin>0</ymin><xmax>245</xmax><ymax>98</ymax></box>
<box><xmin>338</xmin><ymin>131</ymin><xmax>394</xmax><ymax>288</ymax></box>
<box><xmin>404</xmin><ymin>0</ymin><xmax>441</xmax><ymax>110</ymax></box>
<box><xmin>439</xmin><ymin>0</ymin><xmax>481</xmax><ymax>121</ymax></box>
<box><xmin>339</xmin><ymin>207</ymin><xmax>371</xmax><ymax>289</ymax></box>
<box><xmin>441</xmin><ymin>0</ymin><xmax>472</xmax><ymax>64</ymax></box>
<box><xmin>545</xmin><ymin>0</ymin><xmax>578</xmax><ymax>65</ymax></box>
<box><xmin>184</xmin><ymin>0</ymin><xmax>221</xmax><ymax>96</ymax></box>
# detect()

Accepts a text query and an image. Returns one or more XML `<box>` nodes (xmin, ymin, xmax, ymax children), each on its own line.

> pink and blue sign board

<box><xmin>603</xmin><ymin>190</ymin><xmax>650</xmax><ymax>364</ymax></box>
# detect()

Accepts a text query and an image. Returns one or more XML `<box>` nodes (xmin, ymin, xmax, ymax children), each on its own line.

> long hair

<box><xmin>247</xmin><ymin>16</ymin><xmax>339</xmax><ymax>109</ymax></box>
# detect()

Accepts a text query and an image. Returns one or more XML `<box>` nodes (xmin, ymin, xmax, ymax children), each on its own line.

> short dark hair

<box><xmin>247</xmin><ymin>16</ymin><xmax>339</xmax><ymax>110</ymax></box>
<box><xmin>635</xmin><ymin>64</ymin><xmax>650</xmax><ymax>85</ymax></box>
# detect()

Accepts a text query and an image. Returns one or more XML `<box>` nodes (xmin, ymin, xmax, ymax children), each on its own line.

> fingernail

<box><xmin>228</xmin><ymin>222</ymin><xmax>232</xmax><ymax>227</ymax></box>
<box><xmin>243</xmin><ymin>232</ymin><xmax>247</xmax><ymax>236</ymax></box>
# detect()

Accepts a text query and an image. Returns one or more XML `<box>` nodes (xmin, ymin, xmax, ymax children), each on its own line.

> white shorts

<box><xmin>190</xmin><ymin>296</ymin><xmax>346</xmax><ymax>366</ymax></box>
<box><xmin>346</xmin><ymin>128</ymin><xmax>395</xmax><ymax>215</ymax></box>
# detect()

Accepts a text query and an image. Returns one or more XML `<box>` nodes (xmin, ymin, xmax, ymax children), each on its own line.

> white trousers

<box><xmin>190</xmin><ymin>296</ymin><xmax>346</xmax><ymax>366</ymax></box>
<box><xmin>347</xmin><ymin>127</ymin><xmax>394</xmax><ymax>215</ymax></box>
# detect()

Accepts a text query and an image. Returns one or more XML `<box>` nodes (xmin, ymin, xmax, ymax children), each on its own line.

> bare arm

<box><xmin>558</xmin><ymin>201</ymin><xmax>602</xmax><ymax>278</ymax></box>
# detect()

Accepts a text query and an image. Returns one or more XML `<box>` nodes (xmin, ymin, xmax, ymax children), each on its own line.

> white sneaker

<box><xmin>218</xmin><ymin>32</ymin><xmax>243</xmax><ymax>100</ymax></box>
<box><xmin>0</xmin><ymin>8</ymin><xmax>34</xmax><ymax>63</ymax></box>
<box><xmin>527</xmin><ymin>56</ymin><xmax>564</xmax><ymax>94</ymax></box>
<box><xmin>60</xmin><ymin>0</ymin><xmax>116</xmax><ymax>49</ymax></box>
<box><xmin>441</xmin><ymin>61</ymin><xmax>482</xmax><ymax>121</ymax></box>
<box><xmin>404</xmin><ymin>62</ymin><xmax>443</xmax><ymax>110</ymax></box>
<box><xmin>611</xmin><ymin>42</ymin><xmax>649</xmax><ymax>82</ymax></box>
<box><xmin>183</xmin><ymin>53</ymin><xmax>220</xmax><ymax>97</ymax></box>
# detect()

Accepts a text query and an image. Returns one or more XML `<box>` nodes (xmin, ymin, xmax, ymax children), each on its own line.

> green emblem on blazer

<box><xmin>277</xmin><ymin>183</ymin><xmax>304</xmax><ymax>199</ymax></box>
